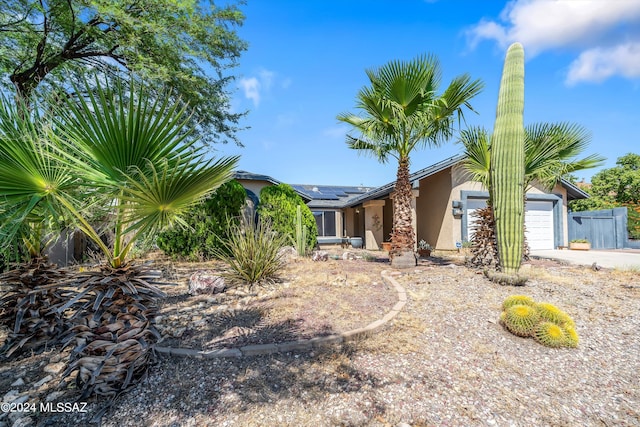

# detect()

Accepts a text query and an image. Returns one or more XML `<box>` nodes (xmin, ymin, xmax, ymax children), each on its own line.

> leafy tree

<box><xmin>0</xmin><ymin>0</ymin><xmax>247</xmax><ymax>144</ymax></box>
<box><xmin>156</xmin><ymin>179</ymin><xmax>247</xmax><ymax>259</ymax></box>
<box><xmin>570</xmin><ymin>153</ymin><xmax>640</xmax><ymax>239</ymax></box>
<box><xmin>338</xmin><ymin>54</ymin><xmax>483</xmax><ymax>267</ymax></box>
<box><xmin>258</xmin><ymin>184</ymin><xmax>317</xmax><ymax>250</ymax></box>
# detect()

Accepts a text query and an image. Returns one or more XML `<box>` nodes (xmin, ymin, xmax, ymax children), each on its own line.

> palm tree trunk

<box><xmin>390</xmin><ymin>156</ymin><xmax>415</xmax><ymax>254</ymax></box>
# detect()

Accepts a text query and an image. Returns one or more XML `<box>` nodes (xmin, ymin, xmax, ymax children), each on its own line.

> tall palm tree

<box><xmin>338</xmin><ymin>54</ymin><xmax>483</xmax><ymax>267</ymax></box>
<box><xmin>459</xmin><ymin>123</ymin><xmax>604</xmax><ymax>268</ymax></box>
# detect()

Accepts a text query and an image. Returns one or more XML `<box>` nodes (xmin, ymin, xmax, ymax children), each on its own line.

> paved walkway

<box><xmin>530</xmin><ymin>249</ymin><xmax>640</xmax><ymax>270</ymax></box>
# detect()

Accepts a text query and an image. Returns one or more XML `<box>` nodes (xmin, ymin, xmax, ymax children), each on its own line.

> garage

<box><xmin>466</xmin><ymin>198</ymin><xmax>555</xmax><ymax>250</ymax></box>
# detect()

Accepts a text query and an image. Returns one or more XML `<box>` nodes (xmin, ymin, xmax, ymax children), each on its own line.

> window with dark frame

<box><xmin>312</xmin><ymin>211</ymin><xmax>337</xmax><ymax>237</ymax></box>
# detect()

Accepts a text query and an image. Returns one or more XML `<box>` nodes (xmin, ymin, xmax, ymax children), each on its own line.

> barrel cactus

<box><xmin>533</xmin><ymin>321</ymin><xmax>568</xmax><ymax>348</ymax></box>
<box><xmin>489</xmin><ymin>42</ymin><xmax>526</xmax><ymax>276</ymax></box>
<box><xmin>502</xmin><ymin>304</ymin><xmax>539</xmax><ymax>337</ymax></box>
<box><xmin>536</xmin><ymin>302</ymin><xmax>575</xmax><ymax>328</ymax></box>
<box><xmin>564</xmin><ymin>326</ymin><xmax>580</xmax><ymax>348</ymax></box>
<box><xmin>502</xmin><ymin>295</ymin><xmax>535</xmax><ymax>310</ymax></box>
<box><xmin>499</xmin><ymin>295</ymin><xmax>579</xmax><ymax>348</ymax></box>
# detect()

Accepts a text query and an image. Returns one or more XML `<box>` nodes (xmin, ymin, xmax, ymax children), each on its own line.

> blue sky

<box><xmin>217</xmin><ymin>0</ymin><xmax>640</xmax><ymax>187</ymax></box>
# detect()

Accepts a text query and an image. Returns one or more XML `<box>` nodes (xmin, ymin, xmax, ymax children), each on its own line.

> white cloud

<box><xmin>566</xmin><ymin>42</ymin><xmax>640</xmax><ymax>85</ymax></box>
<box><xmin>238</xmin><ymin>68</ymin><xmax>291</xmax><ymax>107</ymax></box>
<box><xmin>258</xmin><ymin>68</ymin><xmax>275</xmax><ymax>91</ymax></box>
<box><xmin>468</xmin><ymin>0</ymin><xmax>640</xmax><ymax>55</ymax></box>
<box><xmin>239</xmin><ymin>77</ymin><xmax>261</xmax><ymax>107</ymax></box>
<box><xmin>467</xmin><ymin>0</ymin><xmax>640</xmax><ymax>84</ymax></box>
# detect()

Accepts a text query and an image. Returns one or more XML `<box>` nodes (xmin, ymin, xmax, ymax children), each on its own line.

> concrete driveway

<box><xmin>530</xmin><ymin>249</ymin><xmax>640</xmax><ymax>270</ymax></box>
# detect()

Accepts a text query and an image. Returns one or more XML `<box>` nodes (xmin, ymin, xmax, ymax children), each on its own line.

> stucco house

<box><xmin>235</xmin><ymin>154</ymin><xmax>589</xmax><ymax>252</ymax></box>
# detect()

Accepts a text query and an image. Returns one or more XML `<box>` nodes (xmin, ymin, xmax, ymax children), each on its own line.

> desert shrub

<box><xmin>258</xmin><ymin>184</ymin><xmax>317</xmax><ymax>249</ymax></box>
<box><xmin>499</xmin><ymin>295</ymin><xmax>579</xmax><ymax>348</ymax></box>
<box><xmin>156</xmin><ymin>179</ymin><xmax>246</xmax><ymax>259</ymax></box>
<box><xmin>213</xmin><ymin>215</ymin><xmax>289</xmax><ymax>286</ymax></box>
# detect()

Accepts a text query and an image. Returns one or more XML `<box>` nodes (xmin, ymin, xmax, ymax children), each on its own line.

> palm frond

<box><xmin>458</xmin><ymin>126</ymin><xmax>491</xmax><ymax>188</ymax></box>
<box><xmin>338</xmin><ymin>53</ymin><xmax>483</xmax><ymax>163</ymax></box>
<box><xmin>55</xmin><ymin>77</ymin><xmax>197</xmax><ymax>187</ymax></box>
<box><xmin>117</xmin><ymin>155</ymin><xmax>238</xmax><ymax>259</ymax></box>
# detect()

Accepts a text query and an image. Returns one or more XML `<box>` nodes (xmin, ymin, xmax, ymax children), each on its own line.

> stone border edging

<box><xmin>154</xmin><ymin>270</ymin><xmax>407</xmax><ymax>359</ymax></box>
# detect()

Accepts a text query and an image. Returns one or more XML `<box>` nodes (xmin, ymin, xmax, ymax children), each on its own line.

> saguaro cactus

<box><xmin>295</xmin><ymin>205</ymin><xmax>308</xmax><ymax>256</ymax></box>
<box><xmin>489</xmin><ymin>42</ymin><xmax>526</xmax><ymax>276</ymax></box>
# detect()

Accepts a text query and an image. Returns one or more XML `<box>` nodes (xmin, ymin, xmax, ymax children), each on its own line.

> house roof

<box><xmin>233</xmin><ymin>170</ymin><xmax>312</xmax><ymax>201</ymax></box>
<box><xmin>235</xmin><ymin>155</ymin><xmax>590</xmax><ymax>210</ymax></box>
<box><xmin>344</xmin><ymin>154</ymin><xmax>466</xmax><ymax>207</ymax></box>
<box><xmin>233</xmin><ymin>170</ymin><xmax>282</xmax><ymax>186</ymax></box>
<box><xmin>289</xmin><ymin>184</ymin><xmax>375</xmax><ymax>209</ymax></box>
<box><xmin>343</xmin><ymin>154</ymin><xmax>590</xmax><ymax>207</ymax></box>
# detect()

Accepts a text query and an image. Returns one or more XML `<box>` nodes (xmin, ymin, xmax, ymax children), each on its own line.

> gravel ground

<box><xmin>2</xmin><ymin>255</ymin><xmax>639</xmax><ymax>427</ymax></box>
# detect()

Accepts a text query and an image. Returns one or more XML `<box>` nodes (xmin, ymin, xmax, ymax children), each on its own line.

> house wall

<box><xmin>235</xmin><ymin>179</ymin><xmax>274</xmax><ymax>201</ymax></box>
<box><xmin>416</xmin><ymin>168</ymin><xmax>459</xmax><ymax>250</ymax></box>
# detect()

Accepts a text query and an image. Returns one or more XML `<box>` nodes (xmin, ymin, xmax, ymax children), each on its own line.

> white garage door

<box><xmin>524</xmin><ymin>200</ymin><xmax>554</xmax><ymax>250</ymax></box>
<box><xmin>467</xmin><ymin>199</ymin><xmax>555</xmax><ymax>250</ymax></box>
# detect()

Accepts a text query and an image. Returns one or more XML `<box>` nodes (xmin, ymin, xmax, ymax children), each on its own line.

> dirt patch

<box><xmin>153</xmin><ymin>252</ymin><xmax>396</xmax><ymax>350</ymax></box>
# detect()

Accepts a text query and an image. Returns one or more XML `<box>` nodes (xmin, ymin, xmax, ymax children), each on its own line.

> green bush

<box><xmin>156</xmin><ymin>179</ymin><xmax>246</xmax><ymax>259</ymax></box>
<box><xmin>214</xmin><ymin>215</ymin><xmax>289</xmax><ymax>286</ymax></box>
<box><xmin>258</xmin><ymin>184</ymin><xmax>317</xmax><ymax>249</ymax></box>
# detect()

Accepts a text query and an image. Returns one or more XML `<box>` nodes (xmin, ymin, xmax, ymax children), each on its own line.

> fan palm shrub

<box><xmin>51</xmin><ymin>78</ymin><xmax>238</xmax><ymax>398</ymax></box>
<box><xmin>338</xmin><ymin>54</ymin><xmax>483</xmax><ymax>267</ymax></box>
<box><xmin>0</xmin><ymin>94</ymin><xmax>79</xmax><ymax>357</ymax></box>
<box><xmin>1</xmin><ymin>77</ymin><xmax>238</xmax><ymax>397</ymax></box>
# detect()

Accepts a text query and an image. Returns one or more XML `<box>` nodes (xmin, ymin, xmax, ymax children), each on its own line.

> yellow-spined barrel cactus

<box><xmin>500</xmin><ymin>295</ymin><xmax>579</xmax><ymax>348</ymax></box>
<box><xmin>502</xmin><ymin>304</ymin><xmax>539</xmax><ymax>337</ymax></box>
<box><xmin>502</xmin><ymin>295</ymin><xmax>535</xmax><ymax>310</ymax></box>
<box><xmin>564</xmin><ymin>325</ymin><xmax>579</xmax><ymax>348</ymax></box>
<box><xmin>536</xmin><ymin>302</ymin><xmax>575</xmax><ymax>328</ymax></box>
<box><xmin>533</xmin><ymin>322</ymin><xmax>568</xmax><ymax>348</ymax></box>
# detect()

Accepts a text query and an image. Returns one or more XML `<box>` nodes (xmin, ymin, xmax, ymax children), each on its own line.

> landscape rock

<box><xmin>188</xmin><ymin>271</ymin><xmax>226</xmax><ymax>295</ymax></box>
<box><xmin>342</xmin><ymin>251</ymin><xmax>356</xmax><ymax>260</ymax></box>
<box><xmin>277</xmin><ymin>246</ymin><xmax>298</xmax><ymax>262</ymax></box>
<box><xmin>312</xmin><ymin>250</ymin><xmax>329</xmax><ymax>262</ymax></box>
